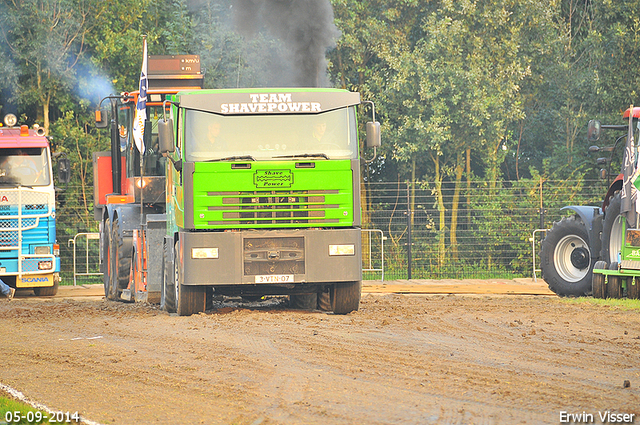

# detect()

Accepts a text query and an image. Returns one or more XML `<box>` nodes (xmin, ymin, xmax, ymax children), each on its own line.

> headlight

<box><xmin>191</xmin><ymin>247</ymin><xmax>219</xmax><ymax>259</ymax></box>
<box><xmin>3</xmin><ymin>114</ymin><xmax>17</xmax><ymax>127</ymax></box>
<box><xmin>329</xmin><ymin>244</ymin><xmax>355</xmax><ymax>256</ymax></box>
<box><xmin>35</xmin><ymin>246</ymin><xmax>51</xmax><ymax>255</ymax></box>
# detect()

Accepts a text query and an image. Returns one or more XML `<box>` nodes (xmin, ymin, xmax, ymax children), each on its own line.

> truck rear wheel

<box><xmin>591</xmin><ymin>261</ymin><xmax>606</xmax><ymax>299</ymax></box>
<box><xmin>174</xmin><ymin>240</ymin><xmax>206</xmax><ymax>316</ymax></box>
<box><xmin>607</xmin><ymin>263</ymin><xmax>622</xmax><ymax>299</ymax></box>
<box><xmin>541</xmin><ymin>216</ymin><xmax>593</xmax><ymax>296</ymax></box>
<box><xmin>332</xmin><ymin>281</ymin><xmax>361</xmax><ymax>314</ymax></box>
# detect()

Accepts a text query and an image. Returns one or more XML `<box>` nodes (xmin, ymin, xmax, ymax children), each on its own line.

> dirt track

<box><xmin>1</xmin><ymin>284</ymin><xmax>639</xmax><ymax>424</ymax></box>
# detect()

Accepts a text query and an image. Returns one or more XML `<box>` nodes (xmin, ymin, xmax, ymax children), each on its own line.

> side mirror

<box><xmin>587</xmin><ymin>120</ymin><xmax>601</xmax><ymax>142</ymax></box>
<box><xmin>95</xmin><ymin>108</ymin><xmax>109</xmax><ymax>129</ymax></box>
<box><xmin>58</xmin><ymin>158</ymin><xmax>71</xmax><ymax>184</ymax></box>
<box><xmin>158</xmin><ymin>118</ymin><xmax>175</xmax><ymax>154</ymax></box>
<box><xmin>366</xmin><ymin>121</ymin><xmax>381</xmax><ymax>148</ymax></box>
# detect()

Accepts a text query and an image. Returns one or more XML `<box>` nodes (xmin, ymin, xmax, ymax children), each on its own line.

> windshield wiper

<box><xmin>274</xmin><ymin>153</ymin><xmax>329</xmax><ymax>160</ymax></box>
<box><xmin>207</xmin><ymin>155</ymin><xmax>256</xmax><ymax>162</ymax></box>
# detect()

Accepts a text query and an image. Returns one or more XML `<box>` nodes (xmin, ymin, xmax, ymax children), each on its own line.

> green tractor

<box><xmin>541</xmin><ymin>105</ymin><xmax>640</xmax><ymax>299</ymax></box>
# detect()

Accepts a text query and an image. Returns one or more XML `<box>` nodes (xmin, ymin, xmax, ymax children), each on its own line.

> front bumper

<box><xmin>178</xmin><ymin>228</ymin><xmax>362</xmax><ymax>285</ymax></box>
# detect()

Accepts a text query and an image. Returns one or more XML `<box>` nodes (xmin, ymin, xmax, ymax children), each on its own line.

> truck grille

<box><xmin>207</xmin><ymin>190</ymin><xmax>340</xmax><ymax>226</ymax></box>
<box><xmin>0</xmin><ymin>189</ymin><xmax>52</xmax><ymax>248</ymax></box>
<box><xmin>0</xmin><ymin>191</ymin><xmax>49</xmax><ymax>215</ymax></box>
<box><xmin>243</xmin><ymin>237</ymin><xmax>305</xmax><ymax>276</ymax></box>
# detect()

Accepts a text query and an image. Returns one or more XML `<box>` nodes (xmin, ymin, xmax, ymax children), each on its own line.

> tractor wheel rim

<box><xmin>554</xmin><ymin>234</ymin><xmax>590</xmax><ymax>283</ymax></box>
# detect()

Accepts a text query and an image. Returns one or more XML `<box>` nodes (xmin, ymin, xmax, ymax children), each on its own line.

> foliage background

<box><xmin>0</xmin><ymin>0</ymin><xmax>638</xmax><ymax>280</ymax></box>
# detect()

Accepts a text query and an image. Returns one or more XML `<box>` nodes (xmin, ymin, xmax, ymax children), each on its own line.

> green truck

<box><xmin>157</xmin><ymin>88</ymin><xmax>380</xmax><ymax>315</ymax></box>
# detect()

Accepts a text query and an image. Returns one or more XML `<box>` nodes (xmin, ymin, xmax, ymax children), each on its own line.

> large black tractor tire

<box><xmin>541</xmin><ymin>216</ymin><xmax>593</xmax><ymax>296</ymax></box>
<box><xmin>607</xmin><ymin>262</ymin><xmax>623</xmax><ymax>299</ymax></box>
<box><xmin>161</xmin><ymin>241</ymin><xmax>176</xmax><ymax>313</ymax></box>
<box><xmin>102</xmin><ymin>218</ymin><xmax>111</xmax><ymax>298</ymax></box>
<box><xmin>290</xmin><ymin>293</ymin><xmax>318</xmax><ymax>310</ymax></box>
<box><xmin>591</xmin><ymin>261</ymin><xmax>607</xmax><ymax>299</ymax></box>
<box><xmin>174</xmin><ymin>240</ymin><xmax>206</xmax><ymax>316</ymax></box>
<box><xmin>627</xmin><ymin>276</ymin><xmax>640</xmax><ymax>299</ymax></box>
<box><xmin>602</xmin><ymin>192</ymin><xmax>623</xmax><ymax>265</ymax></box>
<box><xmin>332</xmin><ymin>281</ymin><xmax>362</xmax><ymax>314</ymax></box>
<box><xmin>109</xmin><ymin>217</ymin><xmax>132</xmax><ymax>301</ymax></box>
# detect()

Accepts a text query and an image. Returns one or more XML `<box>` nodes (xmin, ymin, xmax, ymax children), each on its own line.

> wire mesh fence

<box><xmin>362</xmin><ymin>179</ymin><xmax>608</xmax><ymax>281</ymax></box>
<box><xmin>54</xmin><ymin>179</ymin><xmax>609</xmax><ymax>285</ymax></box>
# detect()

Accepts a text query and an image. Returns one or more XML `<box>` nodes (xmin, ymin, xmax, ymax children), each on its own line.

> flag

<box><xmin>621</xmin><ymin>105</ymin><xmax>637</xmax><ymax>227</ymax></box>
<box><xmin>132</xmin><ymin>39</ymin><xmax>148</xmax><ymax>155</ymax></box>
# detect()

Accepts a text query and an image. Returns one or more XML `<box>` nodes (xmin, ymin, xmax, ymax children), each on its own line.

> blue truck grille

<box><xmin>0</xmin><ymin>189</ymin><xmax>56</xmax><ymax>275</ymax></box>
<box><xmin>0</xmin><ymin>189</ymin><xmax>52</xmax><ymax>249</ymax></box>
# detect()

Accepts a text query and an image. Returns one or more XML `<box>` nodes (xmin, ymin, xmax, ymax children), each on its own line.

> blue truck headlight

<box><xmin>35</xmin><ymin>246</ymin><xmax>51</xmax><ymax>255</ymax></box>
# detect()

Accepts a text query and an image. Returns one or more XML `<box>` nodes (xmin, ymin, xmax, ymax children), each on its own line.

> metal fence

<box><xmin>55</xmin><ymin>179</ymin><xmax>608</xmax><ymax>284</ymax></box>
<box><xmin>361</xmin><ymin>179</ymin><xmax>607</xmax><ymax>280</ymax></box>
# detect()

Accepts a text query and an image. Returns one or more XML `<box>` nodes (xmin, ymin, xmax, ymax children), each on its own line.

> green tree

<box><xmin>382</xmin><ymin>0</ymin><xmax>529</xmax><ymax>263</ymax></box>
<box><xmin>0</xmin><ymin>0</ymin><xmax>108</xmax><ymax>132</ymax></box>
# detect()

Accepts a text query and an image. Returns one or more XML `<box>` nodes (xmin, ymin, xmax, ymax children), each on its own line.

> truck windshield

<box><xmin>0</xmin><ymin>148</ymin><xmax>50</xmax><ymax>186</ymax></box>
<box><xmin>184</xmin><ymin>107</ymin><xmax>358</xmax><ymax>161</ymax></box>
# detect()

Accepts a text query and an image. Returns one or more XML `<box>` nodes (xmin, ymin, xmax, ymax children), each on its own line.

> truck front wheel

<box><xmin>332</xmin><ymin>281</ymin><xmax>362</xmax><ymax>314</ymax></box>
<box><xmin>290</xmin><ymin>293</ymin><xmax>317</xmax><ymax>310</ymax></box>
<box><xmin>161</xmin><ymin>241</ymin><xmax>176</xmax><ymax>313</ymax></box>
<box><xmin>110</xmin><ymin>217</ymin><xmax>132</xmax><ymax>301</ymax></box>
<box><xmin>174</xmin><ymin>240</ymin><xmax>206</xmax><ymax>316</ymax></box>
<box><xmin>34</xmin><ymin>279</ymin><xmax>59</xmax><ymax>296</ymax></box>
<box><xmin>541</xmin><ymin>216</ymin><xmax>593</xmax><ymax>296</ymax></box>
<box><xmin>102</xmin><ymin>218</ymin><xmax>111</xmax><ymax>299</ymax></box>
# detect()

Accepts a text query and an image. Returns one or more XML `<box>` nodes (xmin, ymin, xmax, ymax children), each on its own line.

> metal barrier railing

<box><xmin>68</xmin><ymin>232</ymin><xmax>102</xmax><ymax>286</ymax></box>
<box><xmin>530</xmin><ymin>229</ymin><xmax>548</xmax><ymax>282</ymax></box>
<box><xmin>363</xmin><ymin>228</ymin><xmax>385</xmax><ymax>281</ymax></box>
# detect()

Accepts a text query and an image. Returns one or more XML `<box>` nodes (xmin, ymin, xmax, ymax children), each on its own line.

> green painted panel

<box><xmin>191</xmin><ymin>160</ymin><xmax>354</xmax><ymax>229</ymax></box>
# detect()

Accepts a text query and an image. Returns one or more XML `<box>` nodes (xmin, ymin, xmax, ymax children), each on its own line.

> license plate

<box><xmin>255</xmin><ymin>274</ymin><xmax>294</xmax><ymax>284</ymax></box>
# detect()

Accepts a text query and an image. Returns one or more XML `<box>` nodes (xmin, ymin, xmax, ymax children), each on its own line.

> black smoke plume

<box><xmin>231</xmin><ymin>0</ymin><xmax>340</xmax><ymax>87</ymax></box>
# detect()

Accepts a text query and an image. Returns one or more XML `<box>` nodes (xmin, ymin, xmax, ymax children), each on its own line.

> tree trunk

<box><xmin>450</xmin><ymin>151</ymin><xmax>464</xmax><ymax>262</ymax></box>
<box><xmin>431</xmin><ymin>153</ymin><xmax>446</xmax><ymax>267</ymax></box>
<box><xmin>410</xmin><ymin>157</ymin><xmax>416</xmax><ymax>227</ymax></box>
<box><xmin>466</xmin><ymin>148</ymin><xmax>471</xmax><ymax>233</ymax></box>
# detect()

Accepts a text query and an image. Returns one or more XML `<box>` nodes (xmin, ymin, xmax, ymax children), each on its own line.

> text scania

<box><xmin>22</xmin><ymin>277</ymin><xmax>49</xmax><ymax>283</ymax></box>
<box><xmin>221</xmin><ymin>93</ymin><xmax>322</xmax><ymax>114</ymax></box>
